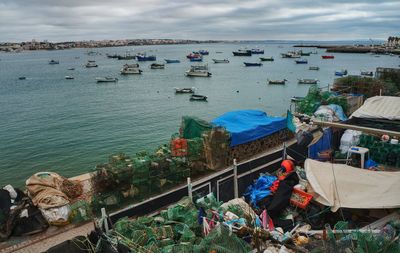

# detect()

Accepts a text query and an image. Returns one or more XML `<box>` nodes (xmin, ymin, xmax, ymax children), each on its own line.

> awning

<box><xmin>350</xmin><ymin>96</ymin><xmax>400</xmax><ymax>120</ymax></box>
<box><xmin>305</xmin><ymin>159</ymin><xmax>400</xmax><ymax>212</ymax></box>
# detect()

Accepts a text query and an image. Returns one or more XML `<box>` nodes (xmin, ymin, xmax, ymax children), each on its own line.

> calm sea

<box><xmin>0</xmin><ymin>42</ymin><xmax>398</xmax><ymax>186</ymax></box>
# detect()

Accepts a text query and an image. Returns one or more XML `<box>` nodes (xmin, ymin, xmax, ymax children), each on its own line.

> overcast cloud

<box><xmin>0</xmin><ymin>0</ymin><xmax>398</xmax><ymax>42</ymax></box>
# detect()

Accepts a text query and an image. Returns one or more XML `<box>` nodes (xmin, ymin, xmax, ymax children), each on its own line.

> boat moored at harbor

<box><xmin>190</xmin><ymin>94</ymin><xmax>208</xmax><ymax>101</ymax></box>
<box><xmin>360</xmin><ymin>71</ymin><xmax>374</xmax><ymax>77</ymax></box>
<box><xmin>150</xmin><ymin>63</ymin><xmax>165</xmax><ymax>69</ymax></box>
<box><xmin>295</xmin><ymin>59</ymin><xmax>308</xmax><ymax>64</ymax></box>
<box><xmin>190</xmin><ymin>56</ymin><xmax>203</xmax><ymax>62</ymax></box>
<box><xmin>309</xmin><ymin>66</ymin><xmax>320</xmax><ymax>70</ymax></box>
<box><xmin>120</xmin><ymin>64</ymin><xmax>142</xmax><ymax>74</ymax></box>
<box><xmin>260</xmin><ymin>57</ymin><xmax>274</xmax><ymax>61</ymax></box>
<box><xmin>85</xmin><ymin>60</ymin><xmax>98</xmax><ymax>68</ymax></box>
<box><xmin>49</xmin><ymin>59</ymin><xmax>59</xmax><ymax>64</ymax></box>
<box><xmin>136</xmin><ymin>54</ymin><xmax>156</xmax><ymax>61</ymax></box>
<box><xmin>212</xmin><ymin>59</ymin><xmax>229</xmax><ymax>63</ymax></box>
<box><xmin>251</xmin><ymin>48</ymin><xmax>264</xmax><ymax>54</ymax></box>
<box><xmin>322</xmin><ymin>55</ymin><xmax>335</xmax><ymax>59</ymax></box>
<box><xmin>298</xmin><ymin>78</ymin><xmax>319</xmax><ymax>84</ymax></box>
<box><xmin>164</xmin><ymin>59</ymin><xmax>180</xmax><ymax>63</ymax></box>
<box><xmin>335</xmin><ymin>69</ymin><xmax>348</xmax><ymax>76</ymax></box>
<box><xmin>65</xmin><ymin>75</ymin><xmax>74</xmax><ymax>80</ymax></box>
<box><xmin>96</xmin><ymin>77</ymin><xmax>118</xmax><ymax>83</ymax></box>
<box><xmin>198</xmin><ymin>50</ymin><xmax>209</xmax><ymax>55</ymax></box>
<box><xmin>232</xmin><ymin>49</ymin><xmax>252</xmax><ymax>56</ymax></box>
<box><xmin>185</xmin><ymin>65</ymin><xmax>212</xmax><ymax>77</ymax></box>
<box><xmin>174</xmin><ymin>87</ymin><xmax>195</xmax><ymax>94</ymax></box>
<box><xmin>267</xmin><ymin>79</ymin><xmax>287</xmax><ymax>85</ymax></box>
<box><xmin>244</xmin><ymin>62</ymin><xmax>262</xmax><ymax>67</ymax></box>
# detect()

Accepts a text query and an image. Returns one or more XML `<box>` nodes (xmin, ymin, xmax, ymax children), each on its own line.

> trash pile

<box><xmin>84</xmin><ymin>159</ymin><xmax>400</xmax><ymax>253</ymax></box>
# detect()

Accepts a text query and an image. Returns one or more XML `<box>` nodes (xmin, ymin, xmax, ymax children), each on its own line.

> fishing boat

<box><xmin>322</xmin><ymin>55</ymin><xmax>334</xmax><ymax>59</ymax></box>
<box><xmin>300</xmin><ymin>51</ymin><xmax>311</xmax><ymax>56</ymax></box>
<box><xmin>199</xmin><ymin>50</ymin><xmax>209</xmax><ymax>55</ymax></box>
<box><xmin>190</xmin><ymin>94</ymin><xmax>208</xmax><ymax>101</ymax></box>
<box><xmin>68</xmin><ymin>68</ymin><xmax>75</xmax><ymax>70</ymax></box>
<box><xmin>186</xmin><ymin>53</ymin><xmax>201</xmax><ymax>59</ymax></box>
<box><xmin>96</xmin><ymin>77</ymin><xmax>118</xmax><ymax>83</ymax></box>
<box><xmin>232</xmin><ymin>49</ymin><xmax>252</xmax><ymax>56</ymax></box>
<box><xmin>295</xmin><ymin>59</ymin><xmax>308</xmax><ymax>64</ymax></box>
<box><xmin>281</xmin><ymin>52</ymin><xmax>301</xmax><ymax>58</ymax></box>
<box><xmin>267</xmin><ymin>79</ymin><xmax>287</xmax><ymax>85</ymax></box>
<box><xmin>290</xmin><ymin>96</ymin><xmax>305</xmax><ymax>103</ymax></box>
<box><xmin>49</xmin><ymin>60</ymin><xmax>59</xmax><ymax>65</ymax></box>
<box><xmin>120</xmin><ymin>64</ymin><xmax>142</xmax><ymax>74</ymax></box>
<box><xmin>136</xmin><ymin>54</ymin><xmax>156</xmax><ymax>61</ymax></box>
<box><xmin>260</xmin><ymin>57</ymin><xmax>274</xmax><ymax>61</ymax></box>
<box><xmin>251</xmin><ymin>49</ymin><xmax>264</xmax><ymax>54</ymax></box>
<box><xmin>117</xmin><ymin>54</ymin><xmax>136</xmax><ymax>60</ymax></box>
<box><xmin>185</xmin><ymin>65</ymin><xmax>212</xmax><ymax>77</ymax></box>
<box><xmin>309</xmin><ymin>66</ymin><xmax>320</xmax><ymax>70</ymax></box>
<box><xmin>298</xmin><ymin>79</ymin><xmax>319</xmax><ymax>84</ymax></box>
<box><xmin>106</xmin><ymin>54</ymin><xmax>119</xmax><ymax>59</ymax></box>
<box><xmin>164</xmin><ymin>59</ymin><xmax>180</xmax><ymax>63</ymax></box>
<box><xmin>65</xmin><ymin>76</ymin><xmax>74</xmax><ymax>80</ymax></box>
<box><xmin>150</xmin><ymin>63</ymin><xmax>165</xmax><ymax>69</ymax></box>
<box><xmin>18</xmin><ymin>76</ymin><xmax>26</xmax><ymax>80</ymax></box>
<box><xmin>85</xmin><ymin>60</ymin><xmax>98</xmax><ymax>68</ymax></box>
<box><xmin>190</xmin><ymin>56</ymin><xmax>203</xmax><ymax>62</ymax></box>
<box><xmin>335</xmin><ymin>69</ymin><xmax>348</xmax><ymax>76</ymax></box>
<box><xmin>216</xmin><ymin>51</ymin><xmax>223</xmax><ymax>54</ymax></box>
<box><xmin>244</xmin><ymin>62</ymin><xmax>262</xmax><ymax>67</ymax></box>
<box><xmin>212</xmin><ymin>59</ymin><xmax>229</xmax><ymax>63</ymax></box>
<box><xmin>174</xmin><ymin>87</ymin><xmax>195</xmax><ymax>94</ymax></box>
<box><xmin>360</xmin><ymin>71</ymin><xmax>374</xmax><ymax>77</ymax></box>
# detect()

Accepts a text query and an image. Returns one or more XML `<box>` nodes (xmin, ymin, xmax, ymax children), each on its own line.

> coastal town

<box><xmin>0</xmin><ymin>39</ymin><xmax>221</xmax><ymax>52</ymax></box>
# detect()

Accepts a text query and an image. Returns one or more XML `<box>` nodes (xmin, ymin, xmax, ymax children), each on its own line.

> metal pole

<box><xmin>187</xmin><ymin>177</ymin><xmax>193</xmax><ymax>201</ymax></box>
<box><xmin>233</xmin><ymin>159</ymin><xmax>239</xmax><ymax>198</ymax></box>
<box><xmin>101</xmin><ymin>207</ymin><xmax>109</xmax><ymax>233</ymax></box>
<box><xmin>283</xmin><ymin>142</ymin><xmax>287</xmax><ymax>160</ymax></box>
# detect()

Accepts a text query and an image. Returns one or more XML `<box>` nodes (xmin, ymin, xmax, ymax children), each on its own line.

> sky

<box><xmin>0</xmin><ymin>0</ymin><xmax>399</xmax><ymax>42</ymax></box>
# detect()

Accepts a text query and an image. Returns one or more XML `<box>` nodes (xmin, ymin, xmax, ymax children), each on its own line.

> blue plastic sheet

<box><xmin>308</xmin><ymin>128</ymin><xmax>332</xmax><ymax>159</ymax></box>
<box><xmin>244</xmin><ymin>175</ymin><xmax>277</xmax><ymax>207</ymax></box>
<box><xmin>328</xmin><ymin>104</ymin><xmax>347</xmax><ymax>121</ymax></box>
<box><xmin>211</xmin><ymin>110</ymin><xmax>286</xmax><ymax>147</ymax></box>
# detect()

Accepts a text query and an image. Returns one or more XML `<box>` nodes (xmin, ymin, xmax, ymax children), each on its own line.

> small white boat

<box><xmin>120</xmin><ymin>64</ymin><xmax>142</xmax><ymax>74</ymax></box>
<box><xmin>65</xmin><ymin>76</ymin><xmax>74</xmax><ymax>80</ymax></box>
<box><xmin>85</xmin><ymin>60</ymin><xmax>98</xmax><ymax>68</ymax></box>
<box><xmin>298</xmin><ymin>78</ymin><xmax>319</xmax><ymax>84</ymax></box>
<box><xmin>96</xmin><ymin>77</ymin><xmax>118</xmax><ymax>83</ymax></box>
<box><xmin>175</xmin><ymin>87</ymin><xmax>195</xmax><ymax>94</ymax></box>
<box><xmin>185</xmin><ymin>65</ymin><xmax>212</xmax><ymax>77</ymax></box>
<box><xmin>212</xmin><ymin>59</ymin><xmax>229</xmax><ymax>63</ymax></box>
<box><xmin>268</xmin><ymin>79</ymin><xmax>287</xmax><ymax>85</ymax></box>
<box><xmin>360</xmin><ymin>71</ymin><xmax>374</xmax><ymax>77</ymax></box>
<box><xmin>190</xmin><ymin>94</ymin><xmax>208</xmax><ymax>101</ymax></box>
<box><xmin>150</xmin><ymin>63</ymin><xmax>165</xmax><ymax>69</ymax></box>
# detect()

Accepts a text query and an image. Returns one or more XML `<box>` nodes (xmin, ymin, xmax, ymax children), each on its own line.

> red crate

<box><xmin>290</xmin><ymin>188</ymin><xmax>313</xmax><ymax>209</ymax></box>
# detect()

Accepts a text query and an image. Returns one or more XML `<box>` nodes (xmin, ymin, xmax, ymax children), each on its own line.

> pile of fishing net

<box><xmin>297</xmin><ymin>85</ymin><xmax>348</xmax><ymax>116</ymax></box>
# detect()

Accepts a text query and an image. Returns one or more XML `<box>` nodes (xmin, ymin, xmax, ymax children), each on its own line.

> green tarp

<box><xmin>181</xmin><ymin>116</ymin><xmax>212</xmax><ymax>139</ymax></box>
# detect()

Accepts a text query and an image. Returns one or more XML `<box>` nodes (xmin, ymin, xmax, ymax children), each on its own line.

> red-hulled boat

<box><xmin>187</xmin><ymin>53</ymin><xmax>201</xmax><ymax>59</ymax></box>
<box><xmin>322</xmin><ymin>55</ymin><xmax>334</xmax><ymax>59</ymax></box>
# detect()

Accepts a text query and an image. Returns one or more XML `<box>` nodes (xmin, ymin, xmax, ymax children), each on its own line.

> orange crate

<box><xmin>290</xmin><ymin>188</ymin><xmax>313</xmax><ymax>209</ymax></box>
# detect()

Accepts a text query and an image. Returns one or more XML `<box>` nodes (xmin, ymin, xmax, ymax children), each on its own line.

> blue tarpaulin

<box><xmin>308</xmin><ymin>128</ymin><xmax>332</xmax><ymax>159</ymax></box>
<box><xmin>211</xmin><ymin>110</ymin><xmax>287</xmax><ymax>147</ymax></box>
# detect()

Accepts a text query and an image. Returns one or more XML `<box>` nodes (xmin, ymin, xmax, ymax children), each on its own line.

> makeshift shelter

<box><xmin>211</xmin><ymin>110</ymin><xmax>286</xmax><ymax>147</ymax></box>
<box><xmin>305</xmin><ymin>159</ymin><xmax>400</xmax><ymax>212</ymax></box>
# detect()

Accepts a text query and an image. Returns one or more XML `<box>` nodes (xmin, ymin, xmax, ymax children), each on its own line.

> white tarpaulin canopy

<box><xmin>350</xmin><ymin>96</ymin><xmax>400</xmax><ymax>120</ymax></box>
<box><xmin>305</xmin><ymin>159</ymin><xmax>400</xmax><ymax>212</ymax></box>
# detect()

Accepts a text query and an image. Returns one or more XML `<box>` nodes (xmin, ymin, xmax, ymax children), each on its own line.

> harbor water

<box><xmin>0</xmin><ymin>42</ymin><xmax>398</xmax><ymax>186</ymax></box>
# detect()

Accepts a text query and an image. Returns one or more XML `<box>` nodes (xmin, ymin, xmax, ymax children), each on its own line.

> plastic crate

<box><xmin>290</xmin><ymin>188</ymin><xmax>313</xmax><ymax>209</ymax></box>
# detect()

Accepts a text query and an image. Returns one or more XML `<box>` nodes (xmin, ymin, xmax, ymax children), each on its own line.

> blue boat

<box><xmin>295</xmin><ymin>59</ymin><xmax>308</xmax><ymax>64</ymax></box>
<box><xmin>335</xmin><ymin>69</ymin><xmax>348</xmax><ymax>76</ymax></box>
<box><xmin>199</xmin><ymin>50</ymin><xmax>209</xmax><ymax>55</ymax></box>
<box><xmin>251</xmin><ymin>49</ymin><xmax>264</xmax><ymax>54</ymax></box>
<box><xmin>190</xmin><ymin>57</ymin><xmax>203</xmax><ymax>62</ymax></box>
<box><xmin>244</xmin><ymin>62</ymin><xmax>262</xmax><ymax>67</ymax></box>
<box><xmin>165</xmin><ymin>59</ymin><xmax>180</xmax><ymax>63</ymax></box>
<box><xmin>136</xmin><ymin>54</ymin><xmax>156</xmax><ymax>61</ymax></box>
